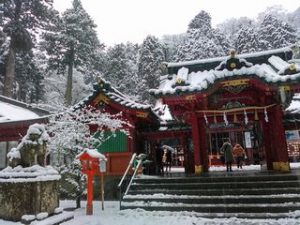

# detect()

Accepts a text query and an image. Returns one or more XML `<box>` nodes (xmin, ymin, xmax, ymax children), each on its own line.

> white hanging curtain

<box><xmin>204</xmin><ymin>113</ymin><xmax>208</xmax><ymax>125</ymax></box>
<box><xmin>223</xmin><ymin>112</ymin><xmax>228</xmax><ymax>126</ymax></box>
<box><xmin>244</xmin><ymin>110</ymin><xmax>248</xmax><ymax>124</ymax></box>
<box><xmin>264</xmin><ymin>108</ymin><xmax>269</xmax><ymax>122</ymax></box>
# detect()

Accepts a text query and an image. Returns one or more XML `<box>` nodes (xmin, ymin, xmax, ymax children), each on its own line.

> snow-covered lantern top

<box><xmin>76</xmin><ymin>148</ymin><xmax>107</xmax><ymax>175</ymax></box>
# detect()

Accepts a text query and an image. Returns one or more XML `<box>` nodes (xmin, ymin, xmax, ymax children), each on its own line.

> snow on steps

<box><xmin>120</xmin><ymin>172</ymin><xmax>300</xmax><ymax>218</ymax></box>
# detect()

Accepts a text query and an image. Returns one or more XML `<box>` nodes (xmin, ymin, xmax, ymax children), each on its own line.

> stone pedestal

<box><xmin>0</xmin><ymin>166</ymin><xmax>61</xmax><ymax>221</ymax></box>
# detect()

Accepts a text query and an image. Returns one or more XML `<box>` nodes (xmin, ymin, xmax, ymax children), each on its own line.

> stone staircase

<box><xmin>120</xmin><ymin>171</ymin><xmax>300</xmax><ymax>218</ymax></box>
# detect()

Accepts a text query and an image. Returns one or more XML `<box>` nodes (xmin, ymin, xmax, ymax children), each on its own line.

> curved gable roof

<box><xmin>150</xmin><ymin>46</ymin><xmax>300</xmax><ymax>97</ymax></box>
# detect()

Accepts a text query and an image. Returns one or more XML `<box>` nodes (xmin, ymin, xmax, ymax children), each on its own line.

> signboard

<box><xmin>244</xmin><ymin>132</ymin><xmax>252</xmax><ymax>148</ymax></box>
<box><xmin>99</xmin><ymin>160</ymin><xmax>106</xmax><ymax>173</ymax></box>
<box><xmin>285</xmin><ymin>130</ymin><xmax>300</xmax><ymax>141</ymax></box>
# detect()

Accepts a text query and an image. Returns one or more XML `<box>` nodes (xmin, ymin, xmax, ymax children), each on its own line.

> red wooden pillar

<box><xmin>190</xmin><ymin>113</ymin><xmax>202</xmax><ymax>174</ymax></box>
<box><xmin>270</xmin><ymin>105</ymin><xmax>290</xmax><ymax>172</ymax></box>
<box><xmin>86</xmin><ymin>173</ymin><xmax>94</xmax><ymax>215</ymax></box>
<box><xmin>199</xmin><ymin>118</ymin><xmax>208</xmax><ymax>172</ymax></box>
<box><xmin>261</xmin><ymin>119</ymin><xmax>273</xmax><ymax>170</ymax></box>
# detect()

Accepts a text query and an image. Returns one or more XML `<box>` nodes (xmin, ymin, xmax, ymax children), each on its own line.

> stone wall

<box><xmin>0</xmin><ymin>180</ymin><xmax>59</xmax><ymax>221</ymax></box>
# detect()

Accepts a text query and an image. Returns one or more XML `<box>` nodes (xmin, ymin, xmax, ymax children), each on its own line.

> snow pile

<box><xmin>268</xmin><ymin>55</ymin><xmax>289</xmax><ymax>73</ymax></box>
<box><xmin>0</xmin><ymin>165</ymin><xmax>61</xmax><ymax>182</ymax></box>
<box><xmin>0</xmin><ymin>101</ymin><xmax>42</xmax><ymax>122</ymax></box>
<box><xmin>36</xmin><ymin>212</ymin><xmax>48</xmax><ymax>220</ymax></box>
<box><xmin>76</xmin><ymin>148</ymin><xmax>107</xmax><ymax>161</ymax></box>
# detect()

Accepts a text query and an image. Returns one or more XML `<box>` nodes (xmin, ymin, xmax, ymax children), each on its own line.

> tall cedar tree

<box><xmin>138</xmin><ymin>35</ymin><xmax>165</xmax><ymax>102</ymax></box>
<box><xmin>2</xmin><ymin>0</ymin><xmax>56</xmax><ymax>98</ymax></box>
<box><xmin>104</xmin><ymin>43</ymin><xmax>141</xmax><ymax>99</ymax></box>
<box><xmin>43</xmin><ymin>0</ymin><xmax>102</xmax><ymax>106</ymax></box>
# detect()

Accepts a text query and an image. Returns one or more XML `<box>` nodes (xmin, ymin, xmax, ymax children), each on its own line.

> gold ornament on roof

<box><xmin>176</xmin><ymin>78</ymin><xmax>183</xmax><ymax>84</ymax></box>
<box><xmin>289</xmin><ymin>63</ymin><xmax>296</xmax><ymax>71</ymax></box>
<box><xmin>230</xmin><ymin>62</ymin><xmax>236</xmax><ymax>69</ymax></box>
<box><xmin>229</xmin><ymin>49</ymin><xmax>236</xmax><ymax>58</ymax></box>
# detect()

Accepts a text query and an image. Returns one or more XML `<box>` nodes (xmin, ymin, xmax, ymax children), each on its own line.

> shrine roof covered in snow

<box><xmin>149</xmin><ymin>46</ymin><xmax>300</xmax><ymax>96</ymax></box>
<box><xmin>0</xmin><ymin>95</ymin><xmax>49</xmax><ymax>123</ymax></box>
<box><xmin>74</xmin><ymin>78</ymin><xmax>161</xmax><ymax>121</ymax></box>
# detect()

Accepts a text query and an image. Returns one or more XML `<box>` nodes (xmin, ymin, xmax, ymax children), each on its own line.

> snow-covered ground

<box><xmin>1</xmin><ymin>200</ymin><xmax>300</xmax><ymax>225</ymax></box>
<box><xmin>1</xmin><ymin>163</ymin><xmax>300</xmax><ymax>225</ymax></box>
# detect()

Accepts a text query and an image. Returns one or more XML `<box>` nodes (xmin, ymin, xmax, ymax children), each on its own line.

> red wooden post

<box><xmin>270</xmin><ymin>105</ymin><xmax>290</xmax><ymax>172</ymax></box>
<box><xmin>77</xmin><ymin>149</ymin><xmax>107</xmax><ymax>215</ymax></box>
<box><xmin>86</xmin><ymin>173</ymin><xmax>93</xmax><ymax>215</ymax></box>
<box><xmin>190</xmin><ymin>112</ymin><xmax>202</xmax><ymax>174</ymax></box>
<box><xmin>198</xmin><ymin>118</ymin><xmax>208</xmax><ymax>172</ymax></box>
<box><xmin>262</xmin><ymin>119</ymin><xmax>273</xmax><ymax>170</ymax></box>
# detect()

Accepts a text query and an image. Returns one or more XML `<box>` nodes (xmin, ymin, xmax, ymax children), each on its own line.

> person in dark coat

<box><xmin>164</xmin><ymin>147</ymin><xmax>172</xmax><ymax>173</ymax></box>
<box><xmin>155</xmin><ymin>144</ymin><xmax>164</xmax><ymax>175</ymax></box>
<box><xmin>220</xmin><ymin>140</ymin><xmax>234</xmax><ymax>172</ymax></box>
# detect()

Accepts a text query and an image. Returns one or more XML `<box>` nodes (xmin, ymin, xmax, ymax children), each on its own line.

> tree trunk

<box><xmin>3</xmin><ymin>47</ymin><xmax>15</xmax><ymax>98</ymax></box>
<box><xmin>64</xmin><ymin>49</ymin><xmax>74</xmax><ymax>106</ymax></box>
<box><xmin>76</xmin><ymin>195</ymin><xmax>81</xmax><ymax>208</ymax></box>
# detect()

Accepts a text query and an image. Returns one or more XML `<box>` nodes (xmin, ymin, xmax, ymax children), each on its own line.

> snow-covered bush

<box><xmin>47</xmin><ymin>106</ymin><xmax>130</xmax><ymax>208</ymax></box>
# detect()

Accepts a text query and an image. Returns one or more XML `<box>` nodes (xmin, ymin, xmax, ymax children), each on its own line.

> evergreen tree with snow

<box><xmin>174</xmin><ymin>10</ymin><xmax>231</xmax><ymax>61</ymax></box>
<box><xmin>1</xmin><ymin>0</ymin><xmax>57</xmax><ymax>98</ymax></box>
<box><xmin>235</xmin><ymin>26</ymin><xmax>260</xmax><ymax>54</ymax></box>
<box><xmin>48</xmin><ymin>106</ymin><xmax>129</xmax><ymax>208</ymax></box>
<box><xmin>15</xmin><ymin>51</ymin><xmax>44</xmax><ymax>103</ymax></box>
<box><xmin>289</xmin><ymin>7</ymin><xmax>300</xmax><ymax>37</ymax></box>
<box><xmin>42</xmin><ymin>0</ymin><xmax>103</xmax><ymax>106</ymax></box>
<box><xmin>137</xmin><ymin>35</ymin><xmax>165</xmax><ymax>102</ymax></box>
<box><xmin>161</xmin><ymin>34</ymin><xmax>186</xmax><ymax>62</ymax></box>
<box><xmin>217</xmin><ymin>17</ymin><xmax>255</xmax><ymax>44</ymax></box>
<box><xmin>103</xmin><ymin>43</ymin><xmax>140</xmax><ymax>99</ymax></box>
<box><xmin>257</xmin><ymin>14</ymin><xmax>297</xmax><ymax>50</ymax></box>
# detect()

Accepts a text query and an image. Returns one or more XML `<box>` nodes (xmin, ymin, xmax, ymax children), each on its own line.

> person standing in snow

<box><xmin>165</xmin><ymin>147</ymin><xmax>172</xmax><ymax>174</ymax></box>
<box><xmin>233</xmin><ymin>143</ymin><xmax>246</xmax><ymax>169</ymax></box>
<box><xmin>220</xmin><ymin>139</ymin><xmax>234</xmax><ymax>172</ymax></box>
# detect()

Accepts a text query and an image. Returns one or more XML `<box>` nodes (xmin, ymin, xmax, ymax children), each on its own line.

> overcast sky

<box><xmin>53</xmin><ymin>0</ymin><xmax>299</xmax><ymax>47</ymax></box>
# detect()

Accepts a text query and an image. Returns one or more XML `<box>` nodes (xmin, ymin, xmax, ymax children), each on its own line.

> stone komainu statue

<box><xmin>7</xmin><ymin>123</ymin><xmax>49</xmax><ymax>168</ymax></box>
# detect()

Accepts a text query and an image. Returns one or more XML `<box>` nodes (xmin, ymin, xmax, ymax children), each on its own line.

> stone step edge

<box><xmin>119</xmin><ymin>209</ymin><xmax>300</xmax><ymax>219</ymax></box>
<box><xmin>124</xmin><ymin>193</ymin><xmax>300</xmax><ymax>199</ymax></box>
<box><xmin>132</xmin><ymin>180</ymin><xmax>300</xmax><ymax>186</ymax></box>
<box><xmin>121</xmin><ymin>201</ymin><xmax>300</xmax><ymax>208</ymax></box>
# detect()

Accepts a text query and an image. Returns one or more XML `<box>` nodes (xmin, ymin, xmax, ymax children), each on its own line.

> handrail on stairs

<box><xmin>118</xmin><ymin>153</ymin><xmax>146</xmax><ymax>210</ymax></box>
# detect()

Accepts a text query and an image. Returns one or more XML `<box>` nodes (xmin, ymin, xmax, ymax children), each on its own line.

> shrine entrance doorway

<box><xmin>206</xmin><ymin>121</ymin><xmax>265</xmax><ymax>168</ymax></box>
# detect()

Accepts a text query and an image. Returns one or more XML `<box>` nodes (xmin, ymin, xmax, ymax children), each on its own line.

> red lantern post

<box><xmin>77</xmin><ymin>148</ymin><xmax>107</xmax><ymax>215</ymax></box>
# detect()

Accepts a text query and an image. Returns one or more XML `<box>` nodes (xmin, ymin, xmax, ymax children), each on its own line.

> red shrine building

<box><xmin>78</xmin><ymin>46</ymin><xmax>300</xmax><ymax>175</ymax></box>
<box><xmin>149</xmin><ymin>46</ymin><xmax>300</xmax><ymax>174</ymax></box>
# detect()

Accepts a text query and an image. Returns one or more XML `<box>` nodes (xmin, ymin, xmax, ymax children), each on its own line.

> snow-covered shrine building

<box><xmin>77</xmin><ymin>45</ymin><xmax>300</xmax><ymax>175</ymax></box>
<box><xmin>149</xmin><ymin>46</ymin><xmax>300</xmax><ymax>174</ymax></box>
<box><xmin>0</xmin><ymin>95</ymin><xmax>49</xmax><ymax>169</ymax></box>
<box><xmin>75</xmin><ymin>79</ymin><xmax>161</xmax><ymax>175</ymax></box>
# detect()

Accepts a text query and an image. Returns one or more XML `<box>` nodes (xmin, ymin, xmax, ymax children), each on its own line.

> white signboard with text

<box><xmin>244</xmin><ymin>132</ymin><xmax>252</xmax><ymax>148</ymax></box>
